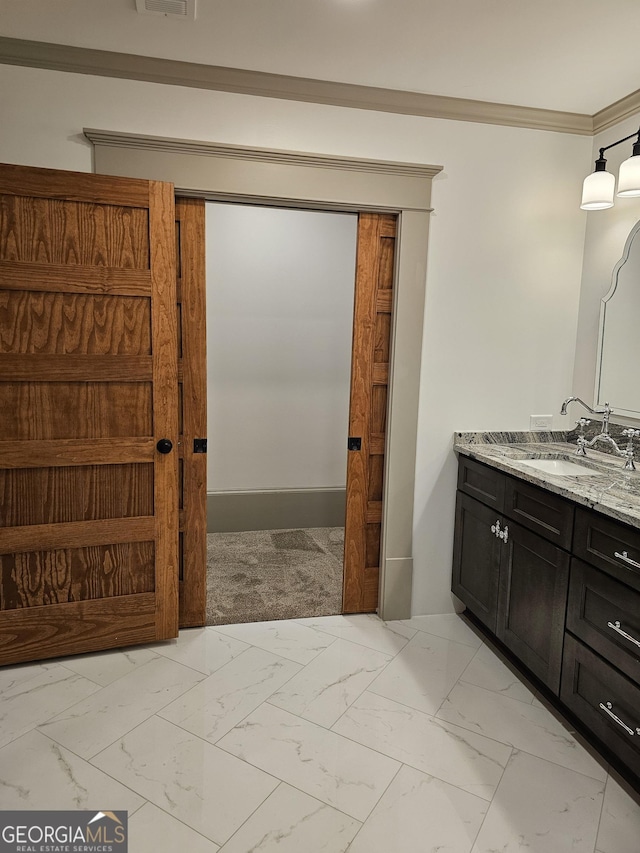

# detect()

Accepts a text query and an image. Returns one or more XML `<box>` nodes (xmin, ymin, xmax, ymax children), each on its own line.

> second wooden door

<box><xmin>343</xmin><ymin>213</ymin><xmax>397</xmax><ymax>613</ymax></box>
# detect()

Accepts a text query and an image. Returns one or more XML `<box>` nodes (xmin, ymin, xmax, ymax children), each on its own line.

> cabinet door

<box><xmin>497</xmin><ymin>521</ymin><xmax>570</xmax><ymax>694</ymax></box>
<box><xmin>452</xmin><ymin>493</ymin><xmax>502</xmax><ymax>633</ymax></box>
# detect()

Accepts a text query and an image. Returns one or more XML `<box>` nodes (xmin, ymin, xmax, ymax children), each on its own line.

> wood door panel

<box><xmin>1</xmin><ymin>541</ymin><xmax>155</xmax><ymax>610</ymax></box>
<box><xmin>368</xmin><ymin>455</ymin><xmax>384</xmax><ymax>502</ymax></box>
<box><xmin>365</xmin><ymin>524</ymin><xmax>381</xmax><ymax>568</ymax></box>
<box><xmin>0</xmin><ymin>163</ymin><xmax>151</xmax><ymax>207</ymax></box>
<box><xmin>0</xmin><ymin>163</ymin><xmax>178</xmax><ymax>664</ymax></box>
<box><xmin>0</xmin><ymin>438</ymin><xmax>155</xmax><ymax>468</ymax></box>
<box><xmin>0</xmin><ymin>594</ymin><xmax>157</xmax><ymax>667</ymax></box>
<box><xmin>0</xmin><ymin>517</ymin><xmax>155</xmax><ymax>553</ymax></box>
<box><xmin>0</xmin><ymin>382</ymin><xmax>153</xmax><ymax>439</ymax></box>
<box><xmin>175</xmin><ymin>198</ymin><xmax>207</xmax><ymax>628</ymax></box>
<box><xmin>371</xmin><ymin>385</ymin><xmax>388</xmax><ymax>433</ymax></box>
<box><xmin>0</xmin><ymin>464</ymin><xmax>154</xmax><ymax>526</ymax></box>
<box><xmin>0</xmin><ymin>195</ymin><xmax>150</xmax><ymax>268</ymax></box>
<box><xmin>374</xmin><ymin>313</ymin><xmax>391</xmax><ymax>362</ymax></box>
<box><xmin>377</xmin><ymin>237</ymin><xmax>395</xmax><ymax>287</ymax></box>
<box><xmin>0</xmin><ymin>291</ymin><xmax>151</xmax><ymax>354</ymax></box>
<box><xmin>343</xmin><ymin>212</ymin><xmax>397</xmax><ymax>613</ymax></box>
<box><xmin>3</xmin><ymin>354</ymin><xmax>153</xmax><ymax>381</ymax></box>
<box><xmin>0</xmin><ymin>262</ymin><xmax>152</xmax><ymax>296</ymax></box>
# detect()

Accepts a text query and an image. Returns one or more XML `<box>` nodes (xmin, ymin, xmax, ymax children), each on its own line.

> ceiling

<box><xmin>1</xmin><ymin>0</ymin><xmax>639</xmax><ymax>116</ymax></box>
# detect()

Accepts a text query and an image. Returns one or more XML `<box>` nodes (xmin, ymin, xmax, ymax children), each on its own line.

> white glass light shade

<box><xmin>617</xmin><ymin>155</ymin><xmax>640</xmax><ymax>197</ymax></box>
<box><xmin>580</xmin><ymin>170</ymin><xmax>615</xmax><ymax>209</ymax></box>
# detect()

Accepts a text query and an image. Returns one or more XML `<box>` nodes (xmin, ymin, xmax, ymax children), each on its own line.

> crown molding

<box><xmin>83</xmin><ymin>129</ymin><xmax>443</xmax><ymax>180</ymax></box>
<box><xmin>593</xmin><ymin>88</ymin><xmax>640</xmax><ymax>134</ymax></box>
<box><xmin>0</xmin><ymin>36</ymin><xmax>594</xmax><ymax>135</ymax></box>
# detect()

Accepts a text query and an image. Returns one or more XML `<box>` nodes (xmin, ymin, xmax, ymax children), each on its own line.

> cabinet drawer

<box><xmin>561</xmin><ymin>634</ymin><xmax>640</xmax><ymax>780</ymax></box>
<box><xmin>567</xmin><ymin>558</ymin><xmax>640</xmax><ymax>686</ymax></box>
<box><xmin>574</xmin><ymin>507</ymin><xmax>640</xmax><ymax>589</ymax></box>
<box><xmin>504</xmin><ymin>476</ymin><xmax>574</xmax><ymax>549</ymax></box>
<box><xmin>457</xmin><ymin>456</ymin><xmax>505</xmax><ymax>512</ymax></box>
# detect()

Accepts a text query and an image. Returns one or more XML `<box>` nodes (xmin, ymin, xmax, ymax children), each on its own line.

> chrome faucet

<box><xmin>560</xmin><ymin>396</ymin><xmax>637</xmax><ymax>470</ymax></box>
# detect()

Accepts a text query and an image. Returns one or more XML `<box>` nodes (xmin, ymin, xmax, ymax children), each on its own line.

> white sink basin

<box><xmin>519</xmin><ymin>458</ymin><xmax>603</xmax><ymax>477</ymax></box>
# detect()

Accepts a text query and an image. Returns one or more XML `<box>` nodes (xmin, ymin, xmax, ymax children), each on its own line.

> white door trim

<box><xmin>85</xmin><ymin>128</ymin><xmax>442</xmax><ymax>619</ymax></box>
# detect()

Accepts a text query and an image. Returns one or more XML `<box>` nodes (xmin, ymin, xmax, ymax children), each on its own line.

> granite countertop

<box><xmin>454</xmin><ymin>430</ymin><xmax>640</xmax><ymax>529</ymax></box>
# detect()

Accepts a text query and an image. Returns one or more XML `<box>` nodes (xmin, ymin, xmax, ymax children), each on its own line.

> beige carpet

<box><xmin>206</xmin><ymin>527</ymin><xmax>344</xmax><ymax>626</ymax></box>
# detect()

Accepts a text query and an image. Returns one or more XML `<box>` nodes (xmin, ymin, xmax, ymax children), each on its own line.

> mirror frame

<box><xmin>595</xmin><ymin>218</ymin><xmax>640</xmax><ymax>420</ymax></box>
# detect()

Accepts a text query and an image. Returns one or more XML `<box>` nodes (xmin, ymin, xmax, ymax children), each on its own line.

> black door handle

<box><xmin>156</xmin><ymin>438</ymin><xmax>173</xmax><ymax>454</ymax></box>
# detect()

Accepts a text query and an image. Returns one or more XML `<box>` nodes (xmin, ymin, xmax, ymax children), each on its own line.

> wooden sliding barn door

<box><xmin>175</xmin><ymin>198</ymin><xmax>207</xmax><ymax>627</ymax></box>
<box><xmin>343</xmin><ymin>213</ymin><xmax>397</xmax><ymax>613</ymax></box>
<box><xmin>0</xmin><ymin>163</ymin><xmax>180</xmax><ymax>665</ymax></box>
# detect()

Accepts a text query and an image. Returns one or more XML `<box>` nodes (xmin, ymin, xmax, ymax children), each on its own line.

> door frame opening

<box><xmin>85</xmin><ymin>129</ymin><xmax>442</xmax><ymax>620</ymax></box>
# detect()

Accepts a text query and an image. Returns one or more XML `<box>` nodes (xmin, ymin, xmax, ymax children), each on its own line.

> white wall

<box><xmin>0</xmin><ymin>63</ymin><xmax>592</xmax><ymax>615</ymax></box>
<box><xmin>205</xmin><ymin>202</ymin><xmax>356</xmax><ymax>492</ymax></box>
<box><xmin>572</xmin><ymin>112</ymin><xmax>640</xmax><ymax>411</ymax></box>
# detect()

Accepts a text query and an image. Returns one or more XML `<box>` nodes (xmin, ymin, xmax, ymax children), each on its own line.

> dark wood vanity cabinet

<box><xmin>453</xmin><ymin>455</ymin><xmax>640</xmax><ymax>786</ymax></box>
<box><xmin>453</xmin><ymin>456</ymin><xmax>572</xmax><ymax>692</ymax></box>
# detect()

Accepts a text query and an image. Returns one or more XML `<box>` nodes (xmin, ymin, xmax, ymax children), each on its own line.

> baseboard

<box><xmin>379</xmin><ymin>556</ymin><xmax>413</xmax><ymax>621</ymax></box>
<box><xmin>207</xmin><ymin>488</ymin><xmax>346</xmax><ymax>533</ymax></box>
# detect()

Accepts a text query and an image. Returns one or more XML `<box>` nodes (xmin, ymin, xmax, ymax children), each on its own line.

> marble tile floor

<box><xmin>1</xmin><ymin>613</ymin><xmax>639</xmax><ymax>852</ymax></box>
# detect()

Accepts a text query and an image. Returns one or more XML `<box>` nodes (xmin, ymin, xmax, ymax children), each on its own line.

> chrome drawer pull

<box><xmin>598</xmin><ymin>701</ymin><xmax>640</xmax><ymax>736</ymax></box>
<box><xmin>614</xmin><ymin>550</ymin><xmax>640</xmax><ymax>570</ymax></box>
<box><xmin>607</xmin><ymin>620</ymin><xmax>640</xmax><ymax>649</ymax></box>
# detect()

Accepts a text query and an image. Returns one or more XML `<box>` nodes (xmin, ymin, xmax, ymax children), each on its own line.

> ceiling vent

<box><xmin>135</xmin><ymin>0</ymin><xmax>196</xmax><ymax>19</ymax></box>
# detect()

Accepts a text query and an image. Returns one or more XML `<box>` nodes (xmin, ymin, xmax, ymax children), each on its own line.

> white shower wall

<box><xmin>205</xmin><ymin>202</ymin><xmax>358</xmax><ymax>494</ymax></box>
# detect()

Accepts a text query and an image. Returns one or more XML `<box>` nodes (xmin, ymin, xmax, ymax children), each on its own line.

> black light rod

<box><xmin>598</xmin><ymin>127</ymin><xmax>640</xmax><ymax>159</ymax></box>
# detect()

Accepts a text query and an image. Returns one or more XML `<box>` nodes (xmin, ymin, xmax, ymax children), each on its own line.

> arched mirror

<box><xmin>595</xmin><ymin>219</ymin><xmax>640</xmax><ymax>418</ymax></box>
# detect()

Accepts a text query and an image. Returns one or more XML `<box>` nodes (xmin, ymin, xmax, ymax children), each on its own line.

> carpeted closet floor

<box><xmin>206</xmin><ymin>527</ymin><xmax>344</xmax><ymax>626</ymax></box>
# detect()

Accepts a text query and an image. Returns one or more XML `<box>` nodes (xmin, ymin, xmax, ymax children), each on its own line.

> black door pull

<box><xmin>156</xmin><ymin>438</ymin><xmax>173</xmax><ymax>454</ymax></box>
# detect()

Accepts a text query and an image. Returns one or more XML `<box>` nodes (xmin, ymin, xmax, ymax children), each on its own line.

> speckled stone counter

<box><xmin>454</xmin><ymin>430</ymin><xmax>640</xmax><ymax>528</ymax></box>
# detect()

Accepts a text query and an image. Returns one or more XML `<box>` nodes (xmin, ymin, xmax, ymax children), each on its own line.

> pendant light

<box><xmin>617</xmin><ymin>138</ymin><xmax>640</xmax><ymax>197</ymax></box>
<box><xmin>580</xmin><ymin>128</ymin><xmax>640</xmax><ymax>209</ymax></box>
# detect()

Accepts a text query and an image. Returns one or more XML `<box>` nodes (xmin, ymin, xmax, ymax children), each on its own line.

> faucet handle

<box><xmin>621</xmin><ymin>429</ymin><xmax>640</xmax><ymax>471</ymax></box>
<box><xmin>575</xmin><ymin>418</ymin><xmax>591</xmax><ymax>429</ymax></box>
<box><xmin>622</xmin><ymin>428</ymin><xmax>640</xmax><ymax>439</ymax></box>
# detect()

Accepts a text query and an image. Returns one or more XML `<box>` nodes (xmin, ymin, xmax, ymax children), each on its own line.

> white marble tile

<box><xmin>398</xmin><ymin>613</ymin><xmax>483</xmax><ymax>648</ymax></box>
<box><xmin>268</xmin><ymin>639</ymin><xmax>391</xmax><ymax>727</ymax></box>
<box><xmin>471</xmin><ymin>750</ymin><xmax>604</xmax><ymax>853</ymax></box>
<box><xmin>159</xmin><ymin>647</ymin><xmax>301</xmax><ymax>742</ymax></box>
<box><xmin>596</xmin><ymin>775</ymin><xmax>640</xmax><ymax>853</ymax></box>
<box><xmin>0</xmin><ymin>730</ymin><xmax>144</xmax><ymax>812</ymax></box>
<box><xmin>348</xmin><ymin>764</ymin><xmax>488</xmax><ymax>853</ymax></box>
<box><xmin>129</xmin><ymin>803</ymin><xmax>219</xmax><ymax>853</ymax></box>
<box><xmin>367</xmin><ymin>630</ymin><xmax>477</xmax><ymax>715</ymax></box>
<box><xmin>39</xmin><ymin>655</ymin><xmax>204</xmax><ymax>758</ymax></box>
<box><xmin>59</xmin><ymin>646</ymin><xmax>160</xmax><ymax>686</ymax></box>
<box><xmin>92</xmin><ymin>716</ymin><xmax>278</xmax><ymax>846</ymax></box>
<box><xmin>149</xmin><ymin>627</ymin><xmax>249</xmax><ymax>675</ymax></box>
<box><xmin>219</xmin><ymin>783</ymin><xmax>360</xmax><ymax>853</ymax></box>
<box><xmin>296</xmin><ymin>614</ymin><xmax>416</xmax><ymax>656</ymax></box>
<box><xmin>0</xmin><ymin>663</ymin><xmax>101</xmax><ymax>749</ymax></box>
<box><xmin>217</xmin><ymin>703</ymin><xmax>400</xmax><ymax>821</ymax></box>
<box><xmin>437</xmin><ymin>681</ymin><xmax>608</xmax><ymax>781</ymax></box>
<box><xmin>459</xmin><ymin>643</ymin><xmax>536</xmax><ymax>704</ymax></box>
<box><xmin>332</xmin><ymin>691</ymin><xmax>511</xmax><ymax>800</ymax></box>
<box><xmin>0</xmin><ymin>660</ymin><xmax>54</xmax><ymax>694</ymax></box>
<box><xmin>212</xmin><ymin>620</ymin><xmax>336</xmax><ymax>665</ymax></box>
